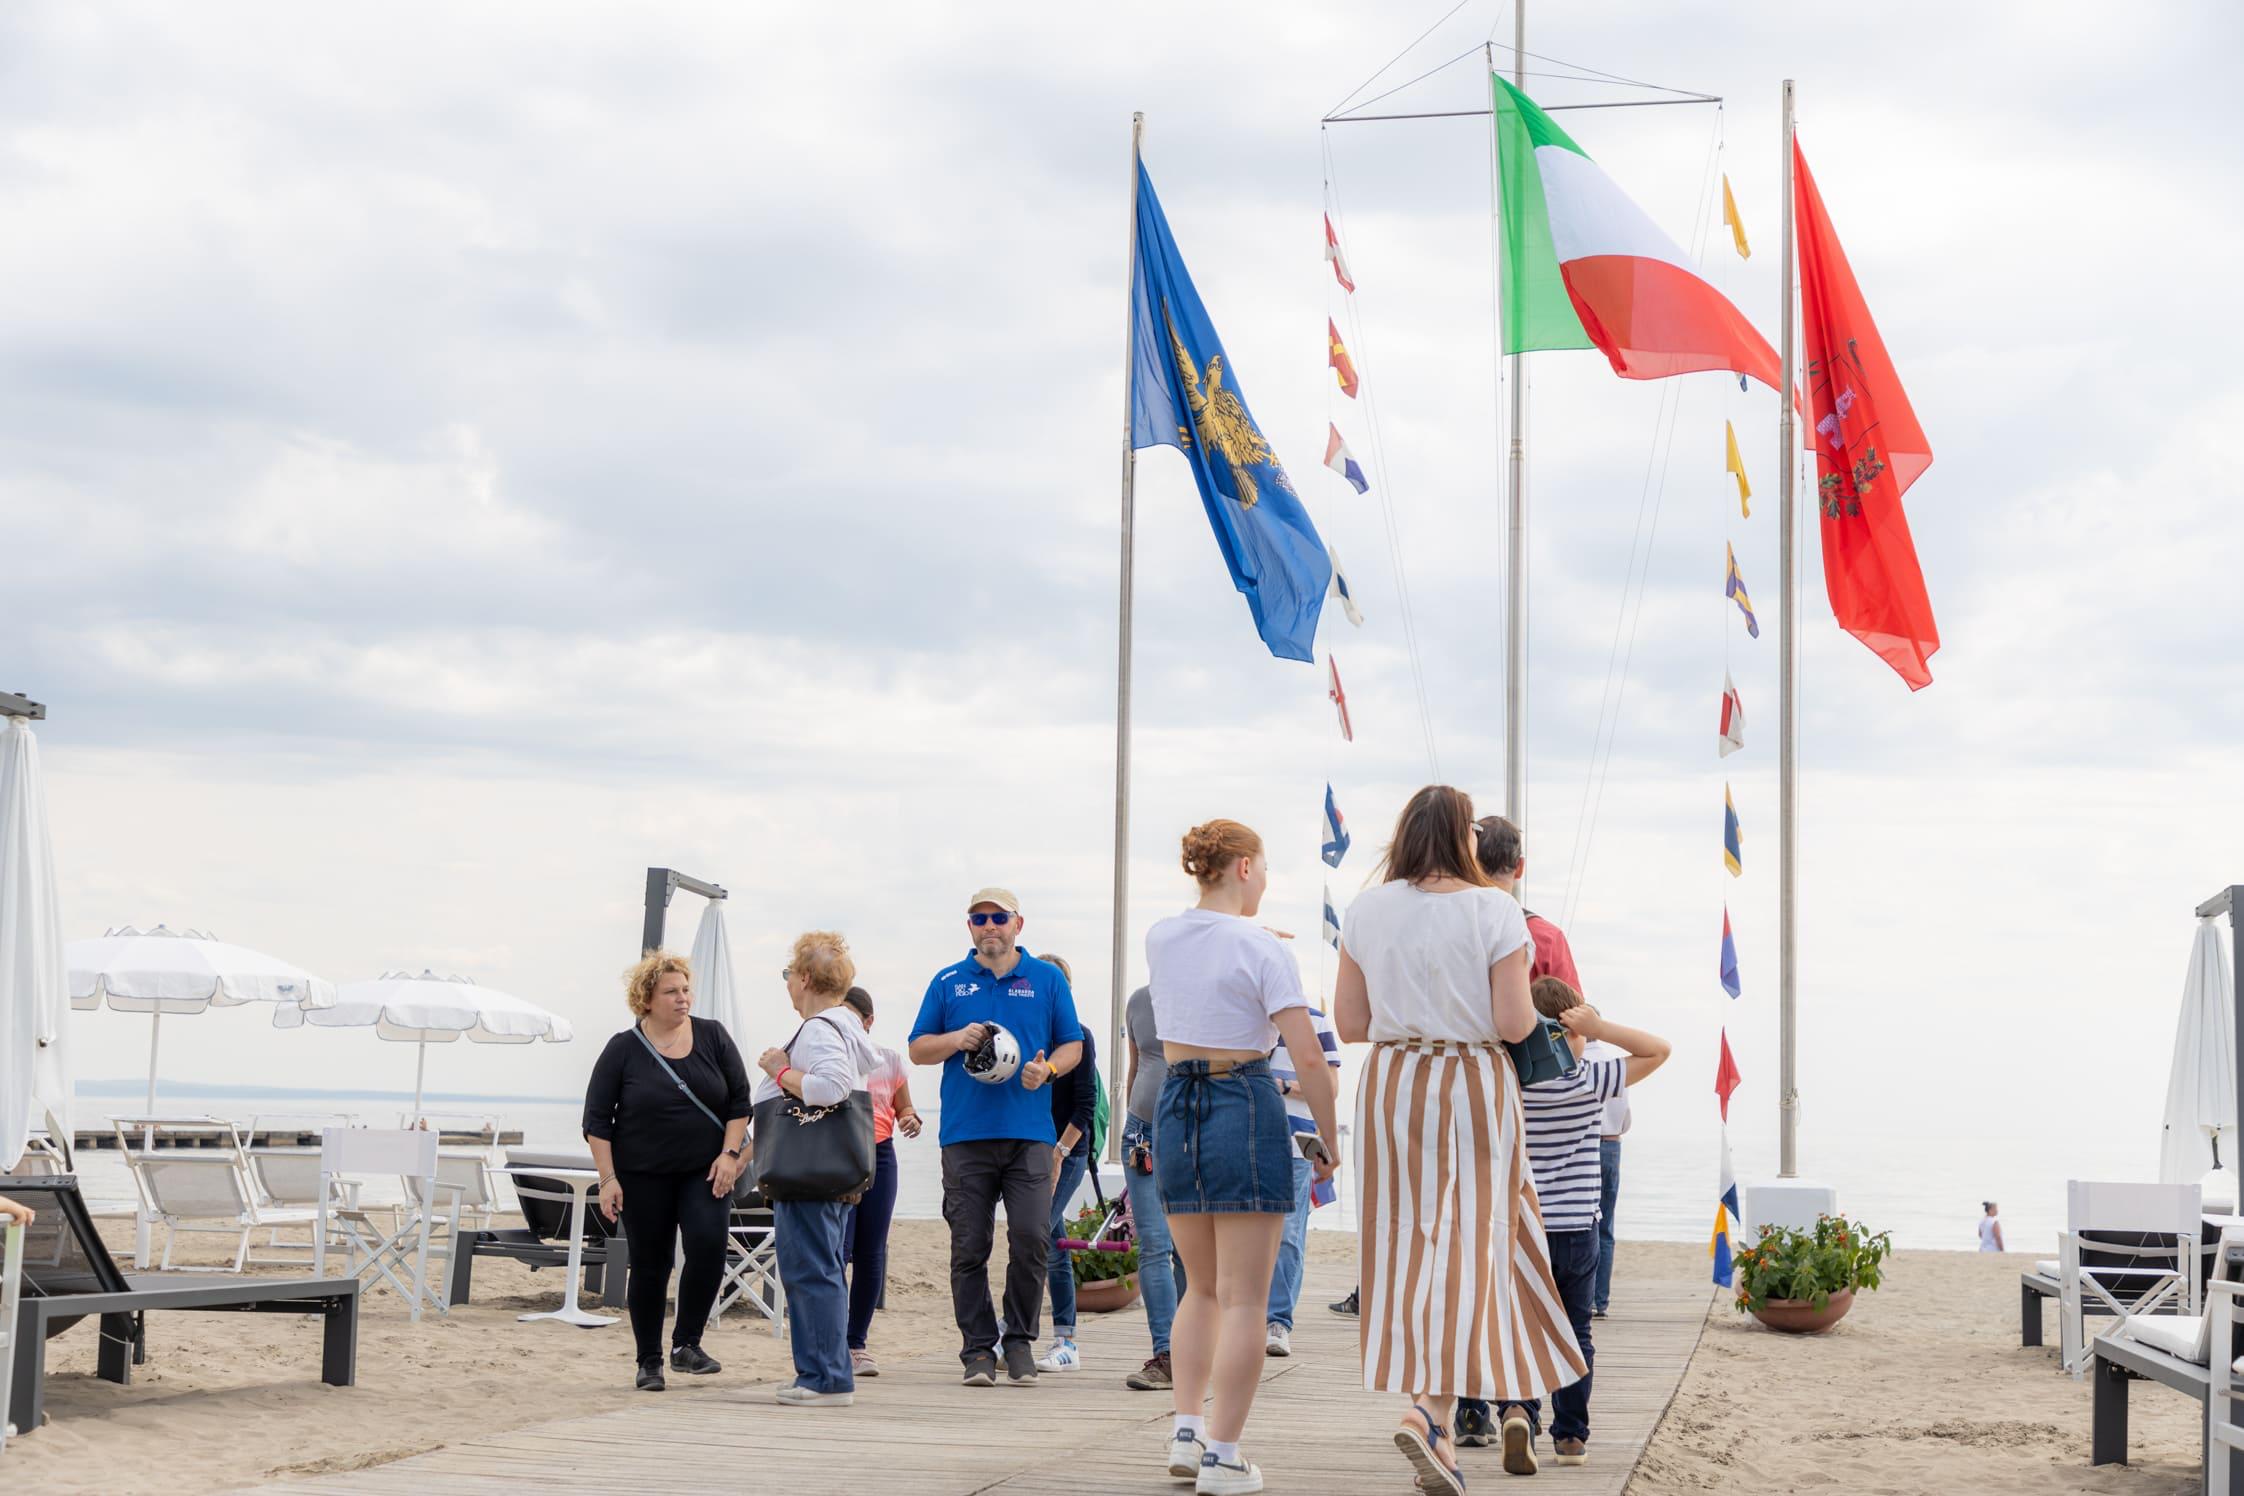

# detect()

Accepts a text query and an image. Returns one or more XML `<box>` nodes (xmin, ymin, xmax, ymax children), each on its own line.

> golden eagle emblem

<box><xmin>1165</xmin><ymin>301</ymin><xmax>1288</xmax><ymax>509</ymax></box>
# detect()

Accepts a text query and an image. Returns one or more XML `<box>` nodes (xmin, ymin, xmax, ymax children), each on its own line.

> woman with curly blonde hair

<box><xmin>583</xmin><ymin>950</ymin><xmax>753</xmax><ymax>1391</ymax></box>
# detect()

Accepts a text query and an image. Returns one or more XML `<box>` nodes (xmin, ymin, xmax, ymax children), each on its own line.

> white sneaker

<box><xmin>1036</xmin><ymin>1337</ymin><xmax>1080</xmax><ymax>1372</ymax></box>
<box><xmin>774</xmin><ymin>1384</ymin><xmax>854</xmax><ymax>1406</ymax></box>
<box><xmin>1166</xmin><ymin>1430</ymin><xmax>1207</xmax><ymax>1479</ymax></box>
<box><xmin>849</xmin><ymin>1348</ymin><xmax>879</xmax><ymax>1378</ymax></box>
<box><xmin>1195</xmin><ymin>1453</ymin><xmax>1265</xmax><ymax>1494</ymax></box>
<box><xmin>1264</xmin><ymin>1323</ymin><xmax>1292</xmax><ymax>1357</ymax></box>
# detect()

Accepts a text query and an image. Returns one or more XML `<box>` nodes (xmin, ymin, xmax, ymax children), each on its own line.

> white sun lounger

<box><xmin>2090</xmin><ymin>1227</ymin><xmax>2244</xmax><ymax>1493</ymax></box>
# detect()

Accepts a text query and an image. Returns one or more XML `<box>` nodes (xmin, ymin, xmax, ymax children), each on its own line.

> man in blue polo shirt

<box><xmin>909</xmin><ymin>886</ymin><xmax>1084</xmax><ymax>1387</ymax></box>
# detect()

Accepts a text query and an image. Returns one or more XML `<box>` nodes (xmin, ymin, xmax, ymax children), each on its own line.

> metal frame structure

<box><xmin>2205</xmin><ymin>885</ymin><xmax>2244</xmax><ymax>1167</ymax></box>
<box><xmin>640</xmin><ymin>867</ymin><xmax>727</xmax><ymax>957</ymax></box>
<box><xmin>0</xmin><ymin>692</ymin><xmax>42</xmax><ymax>722</ymax></box>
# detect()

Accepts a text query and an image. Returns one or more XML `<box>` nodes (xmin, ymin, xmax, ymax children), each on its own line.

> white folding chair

<box><xmin>315</xmin><ymin>1129</ymin><xmax>463</xmax><ymax>1323</ymax></box>
<box><xmin>428</xmin><ymin>1152</ymin><xmax>497</xmax><ymax>1232</ymax></box>
<box><xmin>2060</xmin><ymin>1179</ymin><xmax>2204</xmax><ymax>1376</ymax></box>
<box><xmin>711</xmin><ymin>1195</ymin><xmax>785</xmax><ymax>1337</ymax></box>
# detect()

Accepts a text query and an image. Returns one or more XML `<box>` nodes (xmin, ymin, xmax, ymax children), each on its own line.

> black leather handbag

<box><xmin>750</xmin><ymin>1013</ymin><xmax>876</xmax><ymax>1203</ymax></box>
<box><xmin>1505</xmin><ymin>1017</ymin><xmax>1580</xmax><ymax>1088</ymax></box>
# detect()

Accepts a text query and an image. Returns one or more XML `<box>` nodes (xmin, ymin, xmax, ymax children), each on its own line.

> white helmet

<box><xmin>963</xmin><ymin>1024</ymin><xmax>1021</xmax><ymax>1085</ymax></box>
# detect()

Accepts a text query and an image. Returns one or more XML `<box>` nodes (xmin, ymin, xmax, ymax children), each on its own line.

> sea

<box><xmin>59</xmin><ymin>1079</ymin><xmax>2135</xmax><ymax>1254</ymax></box>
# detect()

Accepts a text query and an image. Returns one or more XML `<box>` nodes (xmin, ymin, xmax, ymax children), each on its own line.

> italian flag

<box><xmin>1495</xmin><ymin>75</ymin><xmax>1780</xmax><ymax>391</ymax></box>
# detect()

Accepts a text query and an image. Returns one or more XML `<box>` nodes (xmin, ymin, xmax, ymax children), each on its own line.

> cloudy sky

<box><xmin>10</xmin><ymin>1</ymin><xmax>2241</xmax><ymax>1242</ymax></box>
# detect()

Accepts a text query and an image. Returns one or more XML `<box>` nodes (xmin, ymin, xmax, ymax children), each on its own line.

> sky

<box><xmin>8</xmin><ymin>0</ymin><xmax>2243</xmax><ymax>1247</ymax></box>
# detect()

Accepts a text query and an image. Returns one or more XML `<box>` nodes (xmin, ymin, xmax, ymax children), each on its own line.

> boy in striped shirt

<box><xmin>1479</xmin><ymin>976</ymin><xmax>1670</xmax><ymax>1475</ymax></box>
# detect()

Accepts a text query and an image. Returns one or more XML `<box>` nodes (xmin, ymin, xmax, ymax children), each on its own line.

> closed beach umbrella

<box><xmin>688</xmin><ymin>900</ymin><xmax>746</xmax><ymax>1048</ymax></box>
<box><xmin>275</xmin><ymin>970</ymin><xmax>573</xmax><ymax>1112</ymax></box>
<box><xmin>70</xmin><ymin>924</ymin><xmax>337</xmax><ymax>1114</ymax></box>
<box><xmin>1</xmin><ymin>716</ymin><xmax>69</xmax><ymax>1168</ymax></box>
<box><xmin>2161</xmin><ymin>916</ymin><xmax>2237</xmax><ymax>1197</ymax></box>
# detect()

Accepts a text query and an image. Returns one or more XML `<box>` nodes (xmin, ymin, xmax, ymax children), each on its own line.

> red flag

<box><xmin>1328</xmin><ymin>319</ymin><xmax>1359</xmax><ymax>398</ymax></box>
<box><xmin>1714</xmin><ymin>1028</ymin><xmax>1741</xmax><ymax>1121</ymax></box>
<box><xmin>1794</xmin><ymin>138</ymin><xmax>1940</xmax><ymax>689</ymax></box>
<box><xmin>1327</xmin><ymin>654</ymin><xmax>1353</xmax><ymax>742</ymax></box>
<box><xmin>1323</xmin><ymin>214</ymin><xmax>1356</xmax><ymax>293</ymax></box>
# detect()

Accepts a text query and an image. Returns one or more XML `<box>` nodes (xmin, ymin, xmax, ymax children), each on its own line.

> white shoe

<box><xmin>1036</xmin><ymin>1337</ymin><xmax>1080</xmax><ymax>1372</ymax></box>
<box><xmin>775</xmin><ymin>1384</ymin><xmax>854</xmax><ymax>1406</ymax></box>
<box><xmin>849</xmin><ymin>1348</ymin><xmax>879</xmax><ymax>1378</ymax></box>
<box><xmin>1264</xmin><ymin>1323</ymin><xmax>1292</xmax><ymax>1357</ymax></box>
<box><xmin>1166</xmin><ymin>1430</ymin><xmax>1207</xmax><ymax>1480</ymax></box>
<box><xmin>1196</xmin><ymin>1454</ymin><xmax>1265</xmax><ymax>1494</ymax></box>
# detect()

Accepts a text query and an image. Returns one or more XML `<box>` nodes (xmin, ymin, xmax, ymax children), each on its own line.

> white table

<box><xmin>499</xmin><ymin>1164</ymin><xmax>617</xmax><ymax>1329</ymax></box>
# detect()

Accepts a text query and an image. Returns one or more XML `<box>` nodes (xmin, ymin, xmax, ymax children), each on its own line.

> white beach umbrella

<box><xmin>688</xmin><ymin>900</ymin><xmax>746</xmax><ymax>1048</ymax></box>
<box><xmin>274</xmin><ymin>970</ymin><xmax>573</xmax><ymax>1112</ymax></box>
<box><xmin>1</xmin><ymin>717</ymin><xmax>69</xmax><ymax>1168</ymax></box>
<box><xmin>69</xmin><ymin>924</ymin><xmax>337</xmax><ymax>1114</ymax></box>
<box><xmin>2161</xmin><ymin>915</ymin><xmax>2237</xmax><ymax>1198</ymax></box>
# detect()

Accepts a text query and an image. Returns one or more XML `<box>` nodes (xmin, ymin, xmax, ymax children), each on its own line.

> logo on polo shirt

<box><xmin>953</xmin><ymin>981</ymin><xmax>982</xmax><ymax>997</ymax></box>
<box><xmin>1007</xmin><ymin>981</ymin><xmax>1035</xmax><ymax>997</ymax></box>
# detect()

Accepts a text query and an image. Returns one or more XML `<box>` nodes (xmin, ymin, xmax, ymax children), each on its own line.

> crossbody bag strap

<box><xmin>632</xmin><ymin>1023</ymin><xmax>725</xmax><ymax>1131</ymax></box>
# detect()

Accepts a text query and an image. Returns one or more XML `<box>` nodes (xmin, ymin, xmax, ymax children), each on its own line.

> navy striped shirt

<box><xmin>1520</xmin><ymin>1058</ymin><xmax>1626</xmax><ymax>1233</ymax></box>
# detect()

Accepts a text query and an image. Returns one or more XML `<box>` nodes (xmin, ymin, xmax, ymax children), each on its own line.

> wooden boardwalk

<box><xmin>251</xmin><ymin>1259</ymin><xmax>1710</xmax><ymax>1496</ymax></box>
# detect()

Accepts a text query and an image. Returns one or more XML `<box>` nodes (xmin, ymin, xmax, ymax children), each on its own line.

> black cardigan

<box><xmin>582</xmin><ymin>1017</ymin><xmax>754</xmax><ymax>1175</ymax></box>
<box><xmin>1049</xmin><ymin>1028</ymin><xmax>1097</xmax><ymax>1159</ymax></box>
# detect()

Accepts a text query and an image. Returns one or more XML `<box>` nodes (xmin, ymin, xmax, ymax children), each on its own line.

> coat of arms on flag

<box><xmin>1327</xmin><ymin>654</ymin><xmax>1353</xmax><ymax>742</ymax></box>
<box><xmin>1718</xmin><ymin>673</ymin><xmax>1745</xmax><ymax>757</ymax></box>
<box><xmin>1323</xmin><ymin>424</ymin><xmax>1369</xmax><ymax>494</ymax></box>
<box><xmin>1321</xmin><ymin>784</ymin><xmax>1350</xmax><ymax>869</ymax></box>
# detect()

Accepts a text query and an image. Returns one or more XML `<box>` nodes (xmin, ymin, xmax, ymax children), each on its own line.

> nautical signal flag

<box><xmin>1321</xmin><ymin>784</ymin><xmax>1351</xmax><ymax>868</ymax></box>
<box><xmin>1718</xmin><ymin>672</ymin><xmax>1745</xmax><ymax>758</ymax></box>
<box><xmin>1328</xmin><ymin>319</ymin><xmax>1359</xmax><ymax>398</ymax></box>
<box><xmin>1724</xmin><ymin>421</ymin><xmax>1752</xmax><ymax>518</ymax></box>
<box><xmin>1324</xmin><ymin>214</ymin><xmax>1355</xmax><ymax>293</ymax></box>
<box><xmin>1327</xmin><ymin>654</ymin><xmax>1353</xmax><ymax>742</ymax></box>
<box><xmin>1711</xmin><ymin>1129</ymin><xmax>1741</xmax><ymax>1287</ymax></box>
<box><xmin>1795</xmin><ymin>138</ymin><xmax>1939</xmax><ymax>690</ymax></box>
<box><xmin>1723</xmin><ymin>785</ymin><xmax>1743</xmax><ymax>876</ymax></box>
<box><xmin>1322</xmin><ymin>885</ymin><xmax>1342</xmax><ymax>951</ymax></box>
<box><xmin>1323</xmin><ymin>424</ymin><xmax>1369</xmax><ymax>494</ymax></box>
<box><xmin>1325</xmin><ymin>544</ymin><xmax>1364</xmax><ymax>627</ymax></box>
<box><xmin>1720</xmin><ymin>908</ymin><xmax>1741</xmax><ymax>998</ymax></box>
<box><xmin>1128</xmin><ymin>160</ymin><xmax>1330</xmax><ymax>662</ymax></box>
<box><xmin>1721</xmin><ymin>174</ymin><xmax>1751</xmax><ymax>260</ymax></box>
<box><xmin>1725</xmin><ymin>543</ymin><xmax>1759</xmax><ymax>639</ymax></box>
<box><xmin>1715</xmin><ymin>1028</ymin><xmax>1742</xmax><ymax>1121</ymax></box>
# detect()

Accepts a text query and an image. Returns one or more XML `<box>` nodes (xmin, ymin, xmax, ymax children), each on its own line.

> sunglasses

<box><xmin>779</xmin><ymin>966</ymin><xmax>791</xmax><ymax>981</ymax></box>
<box><xmin>968</xmin><ymin>912</ymin><xmax>1014</xmax><ymax>927</ymax></box>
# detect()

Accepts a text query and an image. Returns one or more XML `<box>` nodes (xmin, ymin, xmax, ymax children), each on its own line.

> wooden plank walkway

<box><xmin>249</xmin><ymin>1259</ymin><xmax>1709</xmax><ymax>1496</ymax></box>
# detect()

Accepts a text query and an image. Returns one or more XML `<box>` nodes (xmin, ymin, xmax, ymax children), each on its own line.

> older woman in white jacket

<box><xmin>755</xmin><ymin>930</ymin><xmax>879</xmax><ymax>1406</ymax></box>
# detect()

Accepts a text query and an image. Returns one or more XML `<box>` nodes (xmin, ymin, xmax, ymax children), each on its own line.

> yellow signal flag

<box><xmin>1721</xmin><ymin>174</ymin><xmax>1751</xmax><ymax>260</ymax></box>
<box><xmin>1724</xmin><ymin>421</ymin><xmax>1752</xmax><ymax>517</ymax></box>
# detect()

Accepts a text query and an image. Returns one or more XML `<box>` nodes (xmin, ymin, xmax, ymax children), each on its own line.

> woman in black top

<box><xmin>584</xmin><ymin>950</ymin><xmax>753</xmax><ymax>1391</ymax></box>
<box><xmin>1033</xmin><ymin>954</ymin><xmax>1099</xmax><ymax>1371</ymax></box>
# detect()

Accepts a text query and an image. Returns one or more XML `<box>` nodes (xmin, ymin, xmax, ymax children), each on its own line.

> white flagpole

<box><xmin>1776</xmin><ymin>78</ymin><xmax>1801</xmax><ymax>1178</ymax></box>
<box><xmin>1502</xmin><ymin>11</ymin><xmax>1530</xmax><ymax>848</ymax></box>
<box><xmin>1107</xmin><ymin>113</ymin><xmax>1145</xmax><ymax>1162</ymax></box>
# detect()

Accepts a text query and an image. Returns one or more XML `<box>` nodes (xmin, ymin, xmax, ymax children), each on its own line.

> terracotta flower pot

<box><xmin>1749</xmin><ymin>1287</ymin><xmax>1855</xmax><ymax>1334</ymax></box>
<box><xmin>1076</xmin><ymin>1275</ymin><xmax>1142</xmax><ymax>1314</ymax></box>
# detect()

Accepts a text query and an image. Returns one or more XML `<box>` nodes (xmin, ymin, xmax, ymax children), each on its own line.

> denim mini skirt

<box><xmin>1154</xmin><ymin>1058</ymin><xmax>1295</xmax><ymax>1215</ymax></box>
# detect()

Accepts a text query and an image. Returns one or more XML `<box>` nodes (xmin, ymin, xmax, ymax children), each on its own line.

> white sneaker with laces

<box><xmin>774</xmin><ymin>1384</ymin><xmax>854</xmax><ymax>1407</ymax></box>
<box><xmin>1166</xmin><ymin>1430</ymin><xmax>1207</xmax><ymax>1480</ymax></box>
<box><xmin>1036</xmin><ymin>1337</ymin><xmax>1080</xmax><ymax>1372</ymax></box>
<box><xmin>1264</xmin><ymin>1323</ymin><xmax>1292</xmax><ymax>1357</ymax></box>
<box><xmin>1195</xmin><ymin>1453</ymin><xmax>1265</xmax><ymax>1494</ymax></box>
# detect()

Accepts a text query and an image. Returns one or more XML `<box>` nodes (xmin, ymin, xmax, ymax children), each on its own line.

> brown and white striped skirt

<box><xmin>1356</xmin><ymin>1038</ymin><xmax>1586</xmax><ymax>1399</ymax></box>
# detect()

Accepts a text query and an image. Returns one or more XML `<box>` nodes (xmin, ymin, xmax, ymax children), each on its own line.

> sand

<box><xmin>1630</xmin><ymin>1247</ymin><xmax>2208</xmax><ymax>1494</ymax></box>
<box><xmin>8</xmin><ymin>1226</ymin><xmax>2213</xmax><ymax>1494</ymax></box>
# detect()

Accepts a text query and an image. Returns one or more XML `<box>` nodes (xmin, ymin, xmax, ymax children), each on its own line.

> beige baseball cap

<box><xmin>966</xmin><ymin>886</ymin><xmax>1021</xmax><ymax>913</ymax></box>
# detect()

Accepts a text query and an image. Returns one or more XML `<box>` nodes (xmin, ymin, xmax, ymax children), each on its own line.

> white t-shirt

<box><xmin>1584</xmin><ymin>1040</ymin><xmax>1633</xmax><ymax>1136</ymax></box>
<box><xmin>1145</xmin><ymin>908</ymin><xmax>1307</xmax><ymax>1051</ymax></box>
<box><xmin>1340</xmin><ymin>882</ymin><xmax>1530</xmax><ymax>1044</ymax></box>
<box><xmin>1978</xmin><ymin>1214</ymin><xmax>2001</xmax><ymax>1251</ymax></box>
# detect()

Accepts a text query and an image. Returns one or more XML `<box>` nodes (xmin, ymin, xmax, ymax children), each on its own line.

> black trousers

<box><xmin>940</xmin><ymin>1140</ymin><xmax>1054</xmax><ymax>1362</ymax></box>
<box><xmin>615</xmin><ymin>1168</ymin><xmax>730</xmax><ymax>1363</ymax></box>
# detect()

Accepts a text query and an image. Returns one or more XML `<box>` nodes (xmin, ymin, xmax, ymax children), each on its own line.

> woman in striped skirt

<box><xmin>1334</xmin><ymin>786</ymin><xmax>1584</xmax><ymax>1494</ymax></box>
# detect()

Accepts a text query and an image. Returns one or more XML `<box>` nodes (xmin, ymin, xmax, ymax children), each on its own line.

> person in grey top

<box><xmin>1120</xmin><ymin>985</ymin><xmax>1186</xmax><ymax>1390</ymax></box>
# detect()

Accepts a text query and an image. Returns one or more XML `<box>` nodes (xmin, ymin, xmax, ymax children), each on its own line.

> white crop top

<box><xmin>1145</xmin><ymin>908</ymin><xmax>1307</xmax><ymax>1051</ymax></box>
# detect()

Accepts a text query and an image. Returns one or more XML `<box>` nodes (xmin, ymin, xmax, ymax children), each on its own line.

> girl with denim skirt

<box><xmin>1146</xmin><ymin>819</ymin><xmax>1340</xmax><ymax>1495</ymax></box>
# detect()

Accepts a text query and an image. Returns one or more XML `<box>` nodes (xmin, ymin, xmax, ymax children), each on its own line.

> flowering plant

<box><xmin>1732</xmin><ymin>1214</ymin><xmax>1891</xmax><ymax>1313</ymax></box>
<box><xmin>1063</xmin><ymin>1202</ymin><xmax>1139</xmax><ymax>1286</ymax></box>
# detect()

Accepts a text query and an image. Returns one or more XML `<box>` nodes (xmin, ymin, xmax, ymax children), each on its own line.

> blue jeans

<box><xmin>1504</xmin><ymin>1228</ymin><xmax>1599</xmax><ymax>1444</ymax></box>
<box><xmin>1156</xmin><ymin>1060</ymin><xmax>1292</xmax><ymax>1214</ymax></box>
<box><xmin>1595</xmin><ymin>1139</ymin><xmax>1621</xmax><ymax>1311</ymax></box>
<box><xmin>1264</xmin><ymin>1154</ymin><xmax>1313</xmax><ymax>1329</ymax></box>
<box><xmin>844</xmin><ymin>1139</ymin><xmax>898</xmax><ymax>1350</ymax></box>
<box><xmin>1122</xmin><ymin>1114</ymin><xmax>1183</xmax><ymax>1354</ymax></box>
<box><xmin>773</xmin><ymin>1197</ymin><xmax>855</xmax><ymax>1394</ymax></box>
<box><xmin>1046</xmin><ymin>1148</ymin><xmax>1090</xmax><ymax>1337</ymax></box>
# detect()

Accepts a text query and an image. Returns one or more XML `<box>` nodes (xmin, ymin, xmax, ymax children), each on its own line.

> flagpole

<box><xmin>1775</xmin><ymin>78</ymin><xmax>1801</xmax><ymax>1179</ymax></box>
<box><xmin>1502</xmin><ymin>14</ymin><xmax>1530</xmax><ymax>850</ymax></box>
<box><xmin>1106</xmin><ymin>112</ymin><xmax>1144</xmax><ymax>1164</ymax></box>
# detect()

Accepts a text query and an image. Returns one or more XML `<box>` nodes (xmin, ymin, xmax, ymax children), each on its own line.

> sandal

<box><xmin>1393</xmin><ymin>1405</ymin><xmax>1466</xmax><ymax>1495</ymax></box>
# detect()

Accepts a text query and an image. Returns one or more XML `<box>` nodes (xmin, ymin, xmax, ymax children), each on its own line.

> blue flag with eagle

<box><xmin>1130</xmin><ymin>161</ymin><xmax>1330</xmax><ymax>662</ymax></box>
